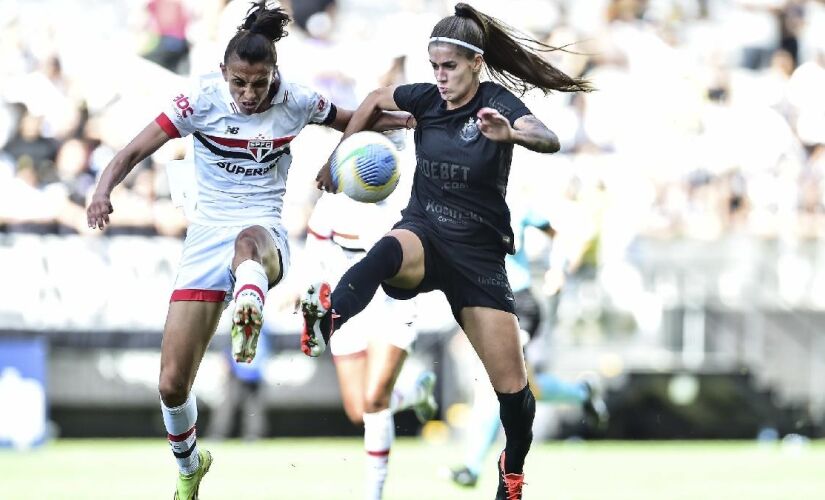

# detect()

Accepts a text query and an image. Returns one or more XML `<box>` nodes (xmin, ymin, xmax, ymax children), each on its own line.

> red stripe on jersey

<box><xmin>307</xmin><ymin>227</ymin><xmax>331</xmax><ymax>240</ymax></box>
<box><xmin>366</xmin><ymin>449</ymin><xmax>390</xmax><ymax>457</ymax></box>
<box><xmin>168</xmin><ymin>426</ymin><xmax>195</xmax><ymax>442</ymax></box>
<box><xmin>235</xmin><ymin>284</ymin><xmax>265</xmax><ymax>302</ymax></box>
<box><xmin>170</xmin><ymin>289</ymin><xmax>226</xmax><ymax>302</ymax></box>
<box><xmin>155</xmin><ymin>113</ymin><xmax>181</xmax><ymax>138</ymax></box>
<box><xmin>203</xmin><ymin>134</ymin><xmax>296</xmax><ymax>149</ymax></box>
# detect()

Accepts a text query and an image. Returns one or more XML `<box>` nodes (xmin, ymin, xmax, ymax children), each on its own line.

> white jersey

<box><xmin>307</xmin><ymin>193</ymin><xmax>400</xmax><ymax>253</ymax></box>
<box><xmin>306</xmin><ymin>192</ymin><xmax>415</xmax><ymax>356</ymax></box>
<box><xmin>156</xmin><ymin>72</ymin><xmax>333</xmax><ymax>227</ymax></box>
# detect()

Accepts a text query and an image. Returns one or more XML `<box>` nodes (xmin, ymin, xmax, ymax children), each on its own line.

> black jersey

<box><xmin>393</xmin><ymin>82</ymin><xmax>531</xmax><ymax>254</ymax></box>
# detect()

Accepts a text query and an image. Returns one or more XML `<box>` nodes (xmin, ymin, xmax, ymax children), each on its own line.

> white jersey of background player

<box><xmin>305</xmin><ymin>187</ymin><xmax>437</xmax><ymax>500</ymax></box>
<box><xmin>305</xmin><ymin>192</ymin><xmax>415</xmax><ymax>355</ymax></box>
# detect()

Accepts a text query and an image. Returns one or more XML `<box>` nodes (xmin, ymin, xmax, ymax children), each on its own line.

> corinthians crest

<box><xmin>459</xmin><ymin>117</ymin><xmax>480</xmax><ymax>143</ymax></box>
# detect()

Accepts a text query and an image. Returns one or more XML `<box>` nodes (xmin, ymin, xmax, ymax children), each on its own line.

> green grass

<box><xmin>1</xmin><ymin>438</ymin><xmax>823</xmax><ymax>499</ymax></box>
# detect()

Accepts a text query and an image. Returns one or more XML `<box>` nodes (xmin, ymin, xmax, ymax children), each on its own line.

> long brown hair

<box><xmin>430</xmin><ymin>3</ymin><xmax>592</xmax><ymax>95</ymax></box>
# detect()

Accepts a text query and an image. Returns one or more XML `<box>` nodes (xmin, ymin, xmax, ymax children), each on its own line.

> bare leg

<box><xmin>334</xmin><ymin>352</ymin><xmax>368</xmax><ymax>425</ymax></box>
<box><xmin>158</xmin><ymin>300</ymin><xmax>223</xmax><ymax>475</ymax></box>
<box><xmin>461</xmin><ymin>307</ymin><xmax>534</xmax><ymax>477</ymax></box>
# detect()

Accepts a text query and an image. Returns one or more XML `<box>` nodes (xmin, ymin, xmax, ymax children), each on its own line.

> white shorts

<box><xmin>171</xmin><ymin>223</ymin><xmax>290</xmax><ymax>303</ymax></box>
<box><xmin>329</xmin><ymin>287</ymin><xmax>418</xmax><ymax>358</ymax></box>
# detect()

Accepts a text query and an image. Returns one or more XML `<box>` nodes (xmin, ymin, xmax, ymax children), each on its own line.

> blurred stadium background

<box><xmin>1</xmin><ymin>0</ymin><xmax>825</xmax><ymax>498</ymax></box>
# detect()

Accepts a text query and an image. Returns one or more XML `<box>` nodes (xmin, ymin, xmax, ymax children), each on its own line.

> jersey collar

<box><xmin>270</xmin><ymin>71</ymin><xmax>288</xmax><ymax>105</ymax></box>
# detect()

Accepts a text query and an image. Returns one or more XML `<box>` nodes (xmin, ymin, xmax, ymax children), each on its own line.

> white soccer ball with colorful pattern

<box><xmin>330</xmin><ymin>131</ymin><xmax>400</xmax><ymax>203</ymax></box>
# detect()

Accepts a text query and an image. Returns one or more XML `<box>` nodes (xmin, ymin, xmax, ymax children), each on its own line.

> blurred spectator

<box><xmin>141</xmin><ymin>0</ymin><xmax>191</xmax><ymax>74</ymax></box>
<box><xmin>0</xmin><ymin>159</ymin><xmax>61</xmax><ymax>234</ymax></box>
<box><xmin>106</xmin><ymin>164</ymin><xmax>163</xmax><ymax>237</ymax></box>
<box><xmin>4</xmin><ymin>106</ymin><xmax>59</xmax><ymax>179</ymax></box>
<box><xmin>730</xmin><ymin>0</ymin><xmax>784</xmax><ymax>70</ymax></box>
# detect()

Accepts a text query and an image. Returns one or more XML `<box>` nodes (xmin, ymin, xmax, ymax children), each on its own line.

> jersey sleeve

<box><xmin>306</xmin><ymin>91</ymin><xmax>335</xmax><ymax>125</ymax></box>
<box><xmin>490</xmin><ymin>86</ymin><xmax>532</xmax><ymax>126</ymax></box>
<box><xmin>393</xmin><ymin>83</ymin><xmax>435</xmax><ymax>118</ymax></box>
<box><xmin>155</xmin><ymin>84</ymin><xmax>206</xmax><ymax>138</ymax></box>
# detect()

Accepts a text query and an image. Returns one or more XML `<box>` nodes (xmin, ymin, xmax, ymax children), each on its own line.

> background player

<box><xmin>299</xmin><ymin>3</ymin><xmax>591</xmax><ymax>498</ymax></box>
<box><xmin>305</xmin><ymin>190</ymin><xmax>438</xmax><ymax>500</ymax></box>
<box><xmin>85</xmin><ymin>2</ymin><xmax>409</xmax><ymax>498</ymax></box>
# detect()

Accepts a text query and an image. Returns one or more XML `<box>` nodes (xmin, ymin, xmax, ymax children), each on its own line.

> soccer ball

<box><xmin>330</xmin><ymin>131</ymin><xmax>400</xmax><ymax>203</ymax></box>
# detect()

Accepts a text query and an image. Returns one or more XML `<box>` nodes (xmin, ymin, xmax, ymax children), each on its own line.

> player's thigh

<box><xmin>460</xmin><ymin>306</ymin><xmax>527</xmax><ymax>394</ymax></box>
<box><xmin>384</xmin><ymin>228</ymin><xmax>425</xmax><ymax>289</ymax></box>
<box><xmin>364</xmin><ymin>341</ymin><xmax>407</xmax><ymax>408</ymax></box>
<box><xmin>160</xmin><ymin>300</ymin><xmax>224</xmax><ymax>387</ymax></box>
<box><xmin>333</xmin><ymin>353</ymin><xmax>368</xmax><ymax>424</ymax></box>
<box><xmin>232</xmin><ymin>225</ymin><xmax>286</xmax><ymax>286</ymax></box>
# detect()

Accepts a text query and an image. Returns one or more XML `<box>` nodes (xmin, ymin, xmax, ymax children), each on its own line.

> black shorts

<box><xmin>382</xmin><ymin>217</ymin><xmax>516</xmax><ymax>325</ymax></box>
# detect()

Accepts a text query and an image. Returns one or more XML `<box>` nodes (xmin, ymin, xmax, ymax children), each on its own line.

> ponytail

<box><xmin>430</xmin><ymin>3</ymin><xmax>592</xmax><ymax>95</ymax></box>
<box><xmin>224</xmin><ymin>1</ymin><xmax>291</xmax><ymax>65</ymax></box>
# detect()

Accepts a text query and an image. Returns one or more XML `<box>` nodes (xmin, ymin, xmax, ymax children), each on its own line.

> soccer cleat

<box><xmin>174</xmin><ymin>449</ymin><xmax>212</xmax><ymax>500</ymax></box>
<box><xmin>449</xmin><ymin>466</ymin><xmax>479</xmax><ymax>487</ymax></box>
<box><xmin>495</xmin><ymin>452</ymin><xmax>525</xmax><ymax>500</ymax></box>
<box><xmin>412</xmin><ymin>371</ymin><xmax>438</xmax><ymax>423</ymax></box>
<box><xmin>230</xmin><ymin>296</ymin><xmax>263</xmax><ymax>363</ymax></box>
<box><xmin>300</xmin><ymin>281</ymin><xmax>334</xmax><ymax>357</ymax></box>
<box><xmin>582</xmin><ymin>380</ymin><xmax>609</xmax><ymax>430</ymax></box>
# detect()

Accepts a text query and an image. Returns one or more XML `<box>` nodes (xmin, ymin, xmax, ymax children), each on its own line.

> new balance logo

<box><xmin>226</xmin><ymin>126</ymin><xmax>239</xmax><ymax>135</ymax></box>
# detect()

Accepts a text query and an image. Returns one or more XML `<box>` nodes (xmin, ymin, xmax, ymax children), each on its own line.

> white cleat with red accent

<box><xmin>230</xmin><ymin>296</ymin><xmax>262</xmax><ymax>363</ymax></box>
<box><xmin>300</xmin><ymin>281</ymin><xmax>334</xmax><ymax>357</ymax></box>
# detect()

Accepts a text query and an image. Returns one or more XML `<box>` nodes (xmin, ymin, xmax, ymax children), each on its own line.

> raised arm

<box><xmin>326</xmin><ymin>107</ymin><xmax>412</xmax><ymax>134</ymax></box>
<box><xmin>87</xmin><ymin>121</ymin><xmax>171</xmax><ymax>229</ymax></box>
<box><xmin>341</xmin><ymin>86</ymin><xmax>405</xmax><ymax>138</ymax></box>
<box><xmin>477</xmin><ymin>108</ymin><xmax>560</xmax><ymax>154</ymax></box>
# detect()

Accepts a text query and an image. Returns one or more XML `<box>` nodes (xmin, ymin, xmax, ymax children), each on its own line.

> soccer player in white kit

<box><xmin>305</xmin><ymin>191</ymin><xmax>438</xmax><ymax>500</ymax></box>
<box><xmin>85</xmin><ymin>3</ymin><xmax>410</xmax><ymax>498</ymax></box>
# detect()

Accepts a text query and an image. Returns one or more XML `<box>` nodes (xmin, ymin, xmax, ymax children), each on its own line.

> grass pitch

<box><xmin>0</xmin><ymin>438</ymin><xmax>822</xmax><ymax>499</ymax></box>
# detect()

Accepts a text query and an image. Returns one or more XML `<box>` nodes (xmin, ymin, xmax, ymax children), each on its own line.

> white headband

<box><xmin>429</xmin><ymin>36</ymin><xmax>484</xmax><ymax>55</ymax></box>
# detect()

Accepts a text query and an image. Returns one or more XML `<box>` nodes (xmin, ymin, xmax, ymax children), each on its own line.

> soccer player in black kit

<box><xmin>301</xmin><ymin>3</ymin><xmax>591</xmax><ymax>498</ymax></box>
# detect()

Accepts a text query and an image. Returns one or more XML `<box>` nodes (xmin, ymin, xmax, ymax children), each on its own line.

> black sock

<box><xmin>497</xmin><ymin>384</ymin><xmax>536</xmax><ymax>474</ymax></box>
<box><xmin>323</xmin><ymin>236</ymin><xmax>403</xmax><ymax>333</ymax></box>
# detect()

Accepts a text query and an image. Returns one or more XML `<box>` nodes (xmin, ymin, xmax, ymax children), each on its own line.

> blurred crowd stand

<box><xmin>2</xmin><ymin>0</ymin><xmax>825</xmax><ymax>436</ymax></box>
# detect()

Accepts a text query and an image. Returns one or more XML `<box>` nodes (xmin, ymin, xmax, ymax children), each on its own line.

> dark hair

<box><xmin>429</xmin><ymin>3</ymin><xmax>592</xmax><ymax>95</ymax></box>
<box><xmin>223</xmin><ymin>1</ymin><xmax>291</xmax><ymax>65</ymax></box>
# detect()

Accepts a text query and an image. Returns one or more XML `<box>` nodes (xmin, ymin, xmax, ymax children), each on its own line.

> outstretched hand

<box><xmin>316</xmin><ymin>162</ymin><xmax>334</xmax><ymax>192</ymax></box>
<box><xmin>477</xmin><ymin>107</ymin><xmax>513</xmax><ymax>142</ymax></box>
<box><xmin>87</xmin><ymin>192</ymin><xmax>113</xmax><ymax>230</ymax></box>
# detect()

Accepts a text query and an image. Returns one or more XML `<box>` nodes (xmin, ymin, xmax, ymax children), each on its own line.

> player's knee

<box><xmin>363</xmin><ymin>392</ymin><xmax>391</xmax><ymax>414</ymax></box>
<box><xmin>233</xmin><ymin>230</ymin><xmax>262</xmax><ymax>261</ymax></box>
<box><xmin>342</xmin><ymin>403</ymin><xmax>364</xmax><ymax>425</ymax></box>
<box><xmin>345</xmin><ymin>410</ymin><xmax>364</xmax><ymax>426</ymax></box>
<box><xmin>158</xmin><ymin>372</ymin><xmax>189</xmax><ymax>407</ymax></box>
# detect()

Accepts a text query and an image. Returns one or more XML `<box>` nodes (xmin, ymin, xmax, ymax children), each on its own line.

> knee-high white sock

<box><xmin>233</xmin><ymin>260</ymin><xmax>268</xmax><ymax>311</ymax></box>
<box><xmin>389</xmin><ymin>371</ymin><xmax>424</xmax><ymax>413</ymax></box>
<box><xmin>363</xmin><ymin>409</ymin><xmax>394</xmax><ymax>500</ymax></box>
<box><xmin>161</xmin><ymin>394</ymin><xmax>200</xmax><ymax>475</ymax></box>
